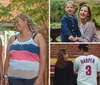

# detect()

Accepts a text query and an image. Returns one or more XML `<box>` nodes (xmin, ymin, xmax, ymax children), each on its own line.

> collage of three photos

<box><xmin>0</xmin><ymin>0</ymin><xmax>100</xmax><ymax>85</ymax></box>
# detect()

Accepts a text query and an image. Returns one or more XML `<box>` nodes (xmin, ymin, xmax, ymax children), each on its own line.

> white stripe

<box><xmin>12</xmin><ymin>38</ymin><xmax>39</xmax><ymax>46</ymax></box>
<box><xmin>9</xmin><ymin>60</ymin><xmax>39</xmax><ymax>71</ymax></box>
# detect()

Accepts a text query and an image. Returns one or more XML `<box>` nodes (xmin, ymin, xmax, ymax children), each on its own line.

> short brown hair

<box><xmin>65</xmin><ymin>0</ymin><xmax>75</xmax><ymax>8</ymax></box>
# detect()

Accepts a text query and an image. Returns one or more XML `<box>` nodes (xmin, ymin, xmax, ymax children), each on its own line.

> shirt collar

<box><xmin>65</xmin><ymin>13</ymin><xmax>75</xmax><ymax>20</ymax></box>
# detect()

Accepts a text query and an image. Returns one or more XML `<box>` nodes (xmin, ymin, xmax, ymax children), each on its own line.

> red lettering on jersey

<box><xmin>86</xmin><ymin>65</ymin><xmax>91</xmax><ymax>75</ymax></box>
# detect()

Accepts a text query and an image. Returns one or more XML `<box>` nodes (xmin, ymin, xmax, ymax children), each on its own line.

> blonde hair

<box><xmin>65</xmin><ymin>0</ymin><xmax>75</xmax><ymax>8</ymax></box>
<box><xmin>16</xmin><ymin>13</ymin><xmax>36</xmax><ymax>33</ymax></box>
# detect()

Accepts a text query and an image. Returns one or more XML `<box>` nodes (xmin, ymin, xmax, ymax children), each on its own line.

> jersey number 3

<box><xmin>86</xmin><ymin>65</ymin><xmax>91</xmax><ymax>75</ymax></box>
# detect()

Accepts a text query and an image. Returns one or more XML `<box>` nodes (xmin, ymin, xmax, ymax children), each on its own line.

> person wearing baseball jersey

<box><xmin>74</xmin><ymin>44</ymin><xmax>100</xmax><ymax>85</ymax></box>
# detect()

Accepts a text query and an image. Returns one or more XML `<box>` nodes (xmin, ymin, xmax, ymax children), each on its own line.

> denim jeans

<box><xmin>8</xmin><ymin>77</ymin><xmax>37</xmax><ymax>85</ymax></box>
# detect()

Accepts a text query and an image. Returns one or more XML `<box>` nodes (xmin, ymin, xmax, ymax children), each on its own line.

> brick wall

<box><xmin>50</xmin><ymin>44</ymin><xmax>100</xmax><ymax>58</ymax></box>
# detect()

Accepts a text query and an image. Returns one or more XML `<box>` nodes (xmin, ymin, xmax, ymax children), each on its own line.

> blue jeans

<box><xmin>8</xmin><ymin>77</ymin><xmax>37</xmax><ymax>85</ymax></box>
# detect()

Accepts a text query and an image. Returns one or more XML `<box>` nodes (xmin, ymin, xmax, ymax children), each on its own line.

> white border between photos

<box><xmin>49</xmin><ymin>0</ymin><xmax>50</xmax><ymax>84</ymax></box>
<box><xmin>50</xmin><ymin>42</ymin><xmax>100</xmax><ymax>44</ymax></box>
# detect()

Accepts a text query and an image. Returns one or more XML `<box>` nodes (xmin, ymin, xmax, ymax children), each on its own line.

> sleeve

<box><xmin>75</xmin><ymin>19</ymin><xmax>82</xmax><ymax>37</ymax></box>
<box><xmin>92</xmin><ymin>24</ymin><xmax>100</xmax><ymax>42</ymax></box>
<box><xmin>97</xmin><ymin>58</ymin><xmax>100</xmax><ymax>72</ymax></box>
<box><xmin>82</xmin><ymin>22</ymin><xmax>95</xmax><ymax>42</ymax></box>
<box><xmin>61</xmin><ymin>18</ymin><xmax>72</xmax><ymax>38</ymax></box>
<box><xmin>74</xmin><ymin>58</ymin><xmax>79</xmax><ymax>72</ymax></box>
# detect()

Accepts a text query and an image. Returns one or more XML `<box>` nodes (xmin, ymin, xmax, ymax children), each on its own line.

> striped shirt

<box><xmin>8</xmin><ymin>35</ymin><xmax>40</xmax><ymax>79</ymax></box>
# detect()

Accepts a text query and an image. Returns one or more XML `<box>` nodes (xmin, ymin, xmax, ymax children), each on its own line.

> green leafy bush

<box><xmin>50</xmin><ymin>23</ymin><xmax>61</xmax><ymax>28</ymax></box>
<box><xmin>50</xmin><ymin>0</ymin><xmax>66</xmax><ymax>23</ymax></box>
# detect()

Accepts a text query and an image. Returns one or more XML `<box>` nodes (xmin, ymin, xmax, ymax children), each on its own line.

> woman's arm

<box><xmin>92</xmin><ymin>24</ymin><xmax>100</xmax><ymax>42</ymax></box>
<box><xmin>4</xmin><ymin>38</ymin><xmax>11</xmax><ymax>76</ymax></box>
<box><xmin>0</xmin><ymin>38</ymin><xmax>3</xmax><ymax>85</ymax></box>
<box><xmin>34</xmin><ymin>33</ymin><xmax>47</xmax><ymax>85</ymax></box>
<box><xmin>78</xmin><ymin>21</ymin><xmax>95</xmax><ymax>42</ymax></box>
<box><xmin>4</xmin><ymin>36</ymin><xmax>15</xmax><ymax>85</ymax></box>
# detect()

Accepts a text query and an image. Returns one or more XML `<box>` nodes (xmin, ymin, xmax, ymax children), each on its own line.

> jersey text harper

<box><xmin>81</xmin><ymin>58</ymin><xmax>95</xmax><ymax>64</ymax></box>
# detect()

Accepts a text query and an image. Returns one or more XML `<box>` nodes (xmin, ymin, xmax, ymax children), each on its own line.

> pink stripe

<box><xmin>9</xmin><ymin>50</ymin><xmax>39</xmax><ymax>62</ymax></box>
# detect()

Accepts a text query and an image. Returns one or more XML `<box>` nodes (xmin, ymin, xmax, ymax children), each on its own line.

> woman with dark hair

<box><xmin>54</xmin><ymin>49</ymin><xmax>77</xmax><ymax>85</ymax></box>
<box><xmin>78</xmin><ymin>4</ymin><xmax>100</xmax><ymax>42</ymax></box>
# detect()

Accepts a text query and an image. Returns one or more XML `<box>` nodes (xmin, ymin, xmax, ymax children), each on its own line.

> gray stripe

<box><xmin>8</xmin><ymin>66</ymin><xmax>38</xmax><ymax>79</ymax></box>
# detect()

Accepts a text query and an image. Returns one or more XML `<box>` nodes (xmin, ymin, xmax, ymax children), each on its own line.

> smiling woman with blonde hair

<box><xmin>4</xmin><ymin>13</ymin><xmax>47</xmax><ymax>85</ymax></box>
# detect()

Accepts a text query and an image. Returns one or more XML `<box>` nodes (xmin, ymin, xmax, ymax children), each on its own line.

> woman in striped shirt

<box><xmin>4</xmin><ymin>13</ymin><xmax>47</xmax><ymax>85</ymax></box>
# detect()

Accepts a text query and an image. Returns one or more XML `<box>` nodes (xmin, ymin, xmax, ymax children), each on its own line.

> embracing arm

<box><xmin>74</xmin><ymin>58</ymin><xmax>79</xmax><ymax>73</ymax></box>
<box><xmin>78</xmin><ymin>22</ymin><xmax>99</xmax><ymax>42</ymax></box>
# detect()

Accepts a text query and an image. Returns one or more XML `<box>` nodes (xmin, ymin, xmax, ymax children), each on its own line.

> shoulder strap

<box><xmin>15</xmin><ymin>35</ymin><xmax>17</xmax><ymax>40</ymax></box>
<box><xmin>32</xmin><ymin>33</ymin><xmax>37</xmax><ymax>39</ymax></box>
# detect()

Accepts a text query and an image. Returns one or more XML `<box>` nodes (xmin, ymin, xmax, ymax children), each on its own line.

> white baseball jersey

<box><xmin>74</xmin><ymin>54</ymin><xmax>100</xmax><ymax>85</ymax></box>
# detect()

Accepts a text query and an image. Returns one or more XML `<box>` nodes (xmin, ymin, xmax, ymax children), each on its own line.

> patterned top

<box><xmin>8</xmin><ymin>35</ymin><xmax>40</xmax><ymax>79</ymax></box>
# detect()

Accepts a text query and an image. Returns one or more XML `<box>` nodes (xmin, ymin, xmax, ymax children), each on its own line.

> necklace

<box><xmin>20</xmin><ymin>44</ymin><xmax>23</xmax><ymax>50</ymax></box>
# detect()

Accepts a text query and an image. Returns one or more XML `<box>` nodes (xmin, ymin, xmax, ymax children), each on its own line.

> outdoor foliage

<box><xmin>50</xmin><ymin>0</ymin><xmax>66</xmax><ymax>23</ymax></box>
<box><xmin>0</xmin><ymin>0</ymin><xmax>48</xmax><ymax>41</ymax></box>
<box><xmin>50</xmin><ymin>0</ymin><xmax>100</xmax><ymax>28</ymax></box>
<box><xmin>91</xmin><ymin>2</ymin><xmax>100</xmax><ymax>28</ymax></box>
<box><xmin>50</xmin><ymin>0</ymin><xmax>79</xmax><ymax>23</ymax></box>
<box><xmin>0</xmin><ymin>0</ymin><xmax>48</xmax><ymax>23</ymax></box>
<box><xmin>50</xmin><ymin>23</ymin><xmax>61</xmax><ymax>28</ymax></box>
